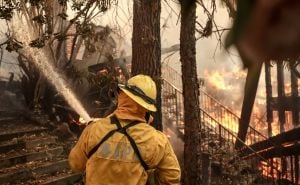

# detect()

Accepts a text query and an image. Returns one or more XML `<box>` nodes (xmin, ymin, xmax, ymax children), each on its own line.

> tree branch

<box><xmin>48</xmin><ymin>0</ymin><xmax>98</xmax><ymax>45</ymax></box>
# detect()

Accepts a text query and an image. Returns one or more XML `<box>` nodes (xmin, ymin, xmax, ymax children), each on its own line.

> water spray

<box><xmin>11</xmin><ymin>15</ymin><xmax>91</xmax><ymax>123</ymax></box>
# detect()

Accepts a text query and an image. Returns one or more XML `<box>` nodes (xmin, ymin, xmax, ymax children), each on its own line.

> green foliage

<box><xmin>71</xmin><ymin>1</ymin><xmax>84</xmax><ymax>11</ymax></box>
<box><xmin>86</xmin><ymin>72</ymin><xmax>118</xmax><ymax>106</ymax></box>
<box><xmin>0</xmin><ymin>0</ymin><xmax>18</xmax><ymax>20</ymax></box>
<box><xmin>53</xmin><ymin>32</ymin><xmax>68</xmax><ymax>41</ymax></box>
<box><xmin>32</xmin><ymin>15</ymin><xmax>46</xmax><ymax>24</ymax></box>
<box><xmin>28</xmin><ymin>0</ymin><xmax>42</xmax><ymax>6</ymax></box>
<box><xmin>87</xmin><ymin>73</ymin><xmax>111</xmax><ymax>88</ymax></box>
<box><xmin>6</xmin><ymin>38</ymin><xmax>23</xmax><ymax>52</ymax></box>
<box><xmin>77</xmin><ymin>22</ymin><xmax>95</xmax><ymax>38</ymax></box>
<box><xmin>0</xmin><ymin>0</ymin><xmax>117</xmax><ymax>52</ymax></box>
<box><xmin>29</xmin><ymin>36</ymin><xmax>48</xmax><ymax>48</ymax></box>
<box><xmin>0</xmin><ymin>0</ymin><xmax>121</xmax><ymax>120</ymax></box>
<box><xmin>70</xmin><ymin>0</ymin><xmax>117</xmax><ymax>13</ymax></box>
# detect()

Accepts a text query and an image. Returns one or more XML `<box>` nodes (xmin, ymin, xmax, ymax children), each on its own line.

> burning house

<box><xmin>1</xmin><ymin>0</ymin><xmax>300</xmax><ymax>184</ymax></box>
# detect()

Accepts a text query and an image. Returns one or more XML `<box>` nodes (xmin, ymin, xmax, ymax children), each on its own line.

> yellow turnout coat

<box><xmin>68</xmin><ymin>92</ymin><xmax>181</xmax><ymax>185</ymax></box>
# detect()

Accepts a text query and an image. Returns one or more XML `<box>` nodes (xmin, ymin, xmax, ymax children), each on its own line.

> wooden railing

<box><xmin>162</xmin><ymin>63</ymin><xmax>268</xmax><ymax>146</ymax></box>
<box><xmin>161</xmin><ymin>63</ymin><xmax>289</xmax><ymax>183</ymax></box>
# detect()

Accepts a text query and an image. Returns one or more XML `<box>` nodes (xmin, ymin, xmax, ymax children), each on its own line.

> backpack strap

<box><xmin>87</xmin><ymin>128</ymin><xmax>117</xmax><ymax>159</ymax></box>
<box><xmin>111</xmin><ymin>115</ymin><xmax>149</xmax><ymax>170</ymax></box>
<box><xmin>86</xmin><ymin>115</ymin><xmax>149</xmax><ymax>171</ymax></box>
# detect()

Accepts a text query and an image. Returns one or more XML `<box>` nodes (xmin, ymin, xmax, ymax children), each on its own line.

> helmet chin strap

<box><xmin>145</xmin><ymin>112</ymin><xmax>151</xmax><ymax>123</ymax></box>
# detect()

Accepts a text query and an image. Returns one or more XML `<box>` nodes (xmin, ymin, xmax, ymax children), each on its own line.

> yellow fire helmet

<box><xmin>118</xmin><ymin>74</ymin><xmax>157</xmax><ymax>112</ymax></box>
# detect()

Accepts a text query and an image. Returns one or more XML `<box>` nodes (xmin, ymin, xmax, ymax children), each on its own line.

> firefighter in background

<box><xmin>68</xmin><ymin>74</ymin><xmax>181</xmax><ymax>185</ymax></box>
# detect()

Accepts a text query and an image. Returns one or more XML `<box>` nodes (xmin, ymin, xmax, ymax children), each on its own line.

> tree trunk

<box><xmin>265</xmin><ymin>61</ymin><xmax>273</xmax><ymax>137</ymax></box>
<box><xmin>180</xmin><ymin>1</ymin><xmax>202</xmax><ymax>184</ymax></box>
<box><xmin>235</xmin><ymin>61</ymin><xmax>262</xmax><ymax>149</ymax></box>
<box><xmin>202</xmin><ymin>153</ymin><xmax>211</xmax><ymax>185</ymax></box>
<box><xmin>290</xmin><ymin>62</ymin><xmax>299</xmax><ymax>127</ymax></box>
<box><xmin>132</xmin><ymin>0</ymin><xmax>162</xmax><ymax>131</ymax></box>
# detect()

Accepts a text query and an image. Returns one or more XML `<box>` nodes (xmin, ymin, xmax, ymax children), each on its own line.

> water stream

<box><xmin>11</xmin><ymin>15</ymin><xmax>91</xmax><ymax>122</ymax></box>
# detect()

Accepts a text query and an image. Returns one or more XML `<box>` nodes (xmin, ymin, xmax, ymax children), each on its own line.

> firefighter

<box><xmin>68</xmin><ymin>74</ymin><xmax>181</xmax><ymax>185</ymax></box>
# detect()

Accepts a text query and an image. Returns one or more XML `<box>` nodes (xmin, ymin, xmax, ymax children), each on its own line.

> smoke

<box><xmin>10</xmin><ymin>14</ymin><xmax>91</xmax><ymax>122</ymax></box>
<box><xmin>163</xmin><ymin>117</ymin><xmax>184</xmax><ymax>166</ymax></box>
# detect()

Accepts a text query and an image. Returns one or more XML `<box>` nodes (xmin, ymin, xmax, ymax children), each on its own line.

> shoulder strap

<box><xmin>87</xmin><ymin>128</ymin><xmax>117</xmax><ymax>158</ymax></box>
<box><xmin>110</xmin><ymin>115</ymin><xmax>149</xmax><ymax>170</ymax></box>
<box><xmin>86</xmin><ymin>115</ymin><xmax>149</xmax><ymax>171</ymax></box>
